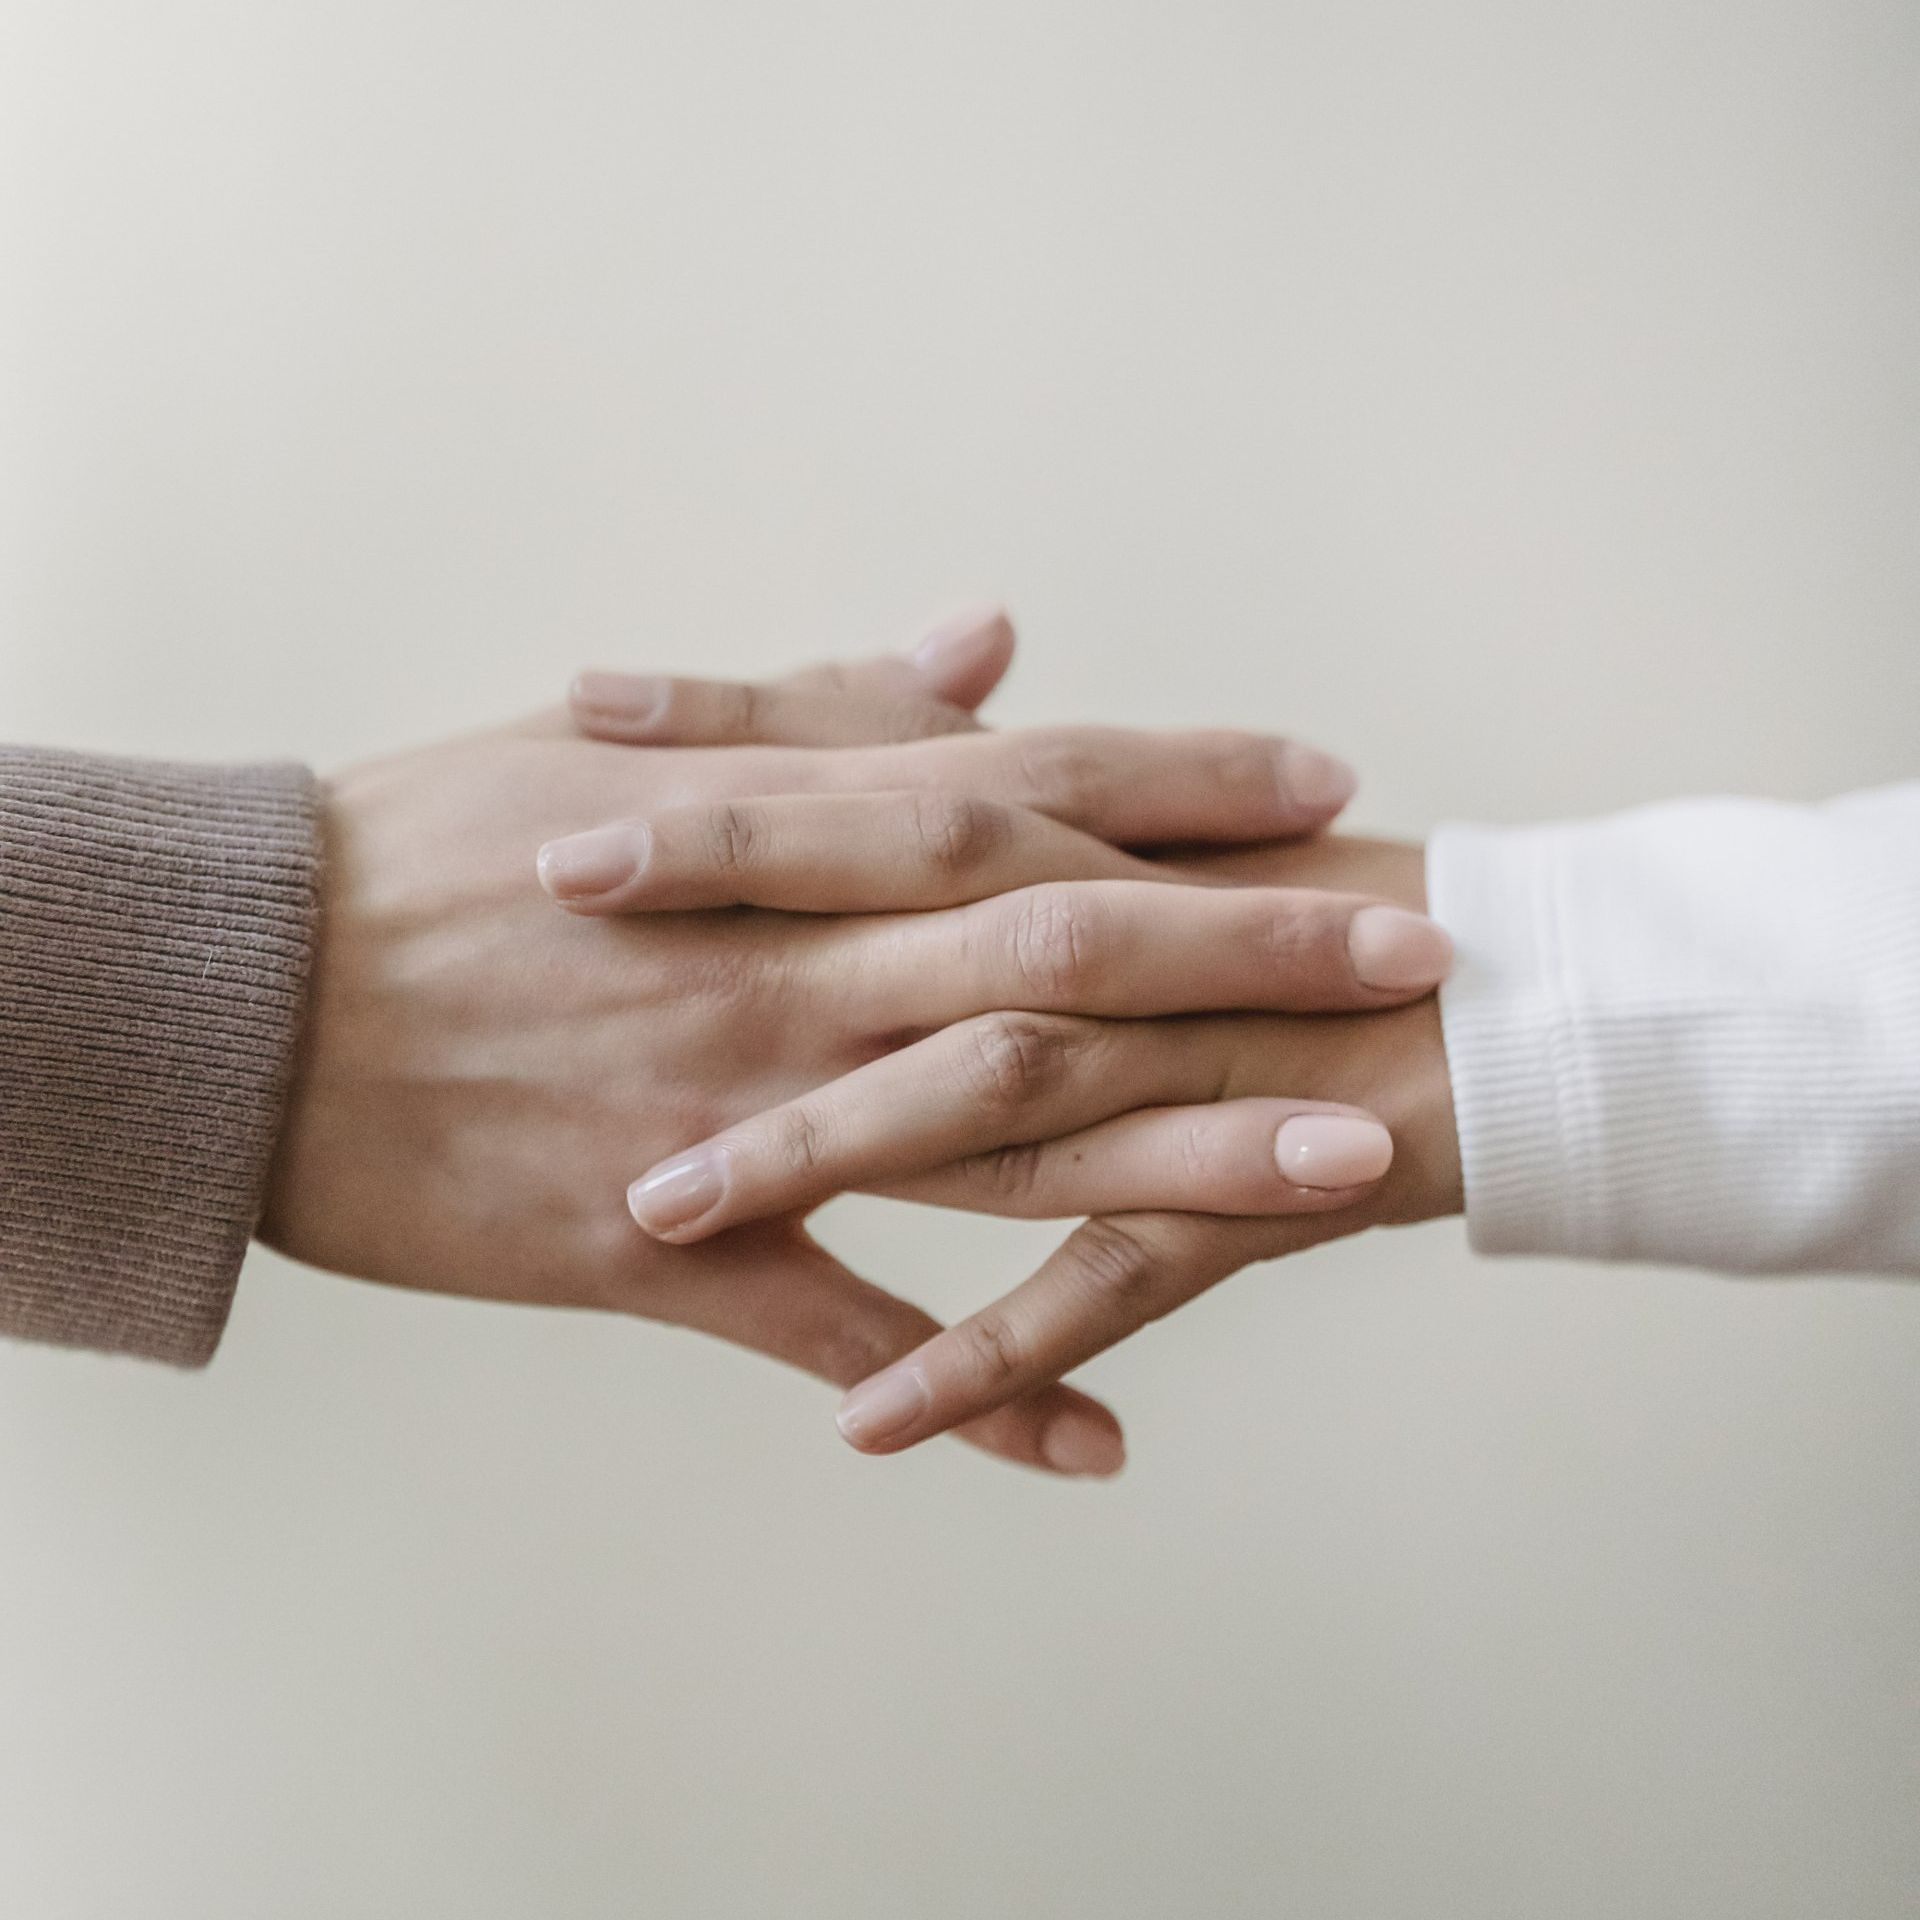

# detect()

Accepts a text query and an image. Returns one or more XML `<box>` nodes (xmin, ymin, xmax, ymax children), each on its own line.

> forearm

<box><xmin>1431</xmin><ymin>784</ymin><xmax>1920</xmax><ymax>1276</ymax></box>
<box><xmin>0</xmin><ymin>747</ymin><xmax>320</xmax><ymax>1362</ymax></box>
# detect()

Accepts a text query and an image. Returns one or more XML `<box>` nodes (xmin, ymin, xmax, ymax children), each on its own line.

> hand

<box><xmin>605</xmin><ymin>825</ymin><xmax>1460</xmax><ymax>1458</ymax></box>
<box><xmin>261</xmin><ymin>617</ymin><xmax>1427</xmax><ymax>1475</ymax></box>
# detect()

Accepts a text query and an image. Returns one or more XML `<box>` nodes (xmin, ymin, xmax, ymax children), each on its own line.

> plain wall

<box><xmin>2</xmin><ymin>3</ymin><xmax>1917</xmax><ymax>1914</ymax></box>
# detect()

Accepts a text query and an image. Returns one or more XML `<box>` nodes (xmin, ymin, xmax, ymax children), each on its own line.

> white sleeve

<box><xmin>1426</xmin><ymin>784</ymin><xmax>1920</xmax><ymax>1277</ymax></box>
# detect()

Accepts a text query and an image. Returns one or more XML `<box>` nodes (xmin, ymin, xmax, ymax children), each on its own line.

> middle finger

<box><xmin>840</xmin><ymin>879</ymin><xmax>1452</xmax><ymax>1030</ymax></box>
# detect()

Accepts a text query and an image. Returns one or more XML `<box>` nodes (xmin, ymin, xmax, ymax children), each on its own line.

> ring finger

<box><xmin>538</xmin><ymin>792</ymin><xmax>1160</xmax><ymax>912</ymax></box>
<box><xmin>625</xmin><ymin>1013</ymin><xmax>1388</xmax><ymax>1242</ymax></box>
<box><xmin>843</xmin><ymin>879</ymin><xmax>1452</xmax><ymax>1028</ymax></box>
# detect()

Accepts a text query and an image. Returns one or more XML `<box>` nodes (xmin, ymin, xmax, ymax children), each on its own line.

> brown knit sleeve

<box><xmin>0</xmin><ymin>747</ymin><xmax>320</xmax><ymax>1365</ymax></box>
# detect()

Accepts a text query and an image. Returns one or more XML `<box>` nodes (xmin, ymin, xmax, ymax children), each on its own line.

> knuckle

<box><xmin>955</xmin><ymin>1011</ymin><xmax>1083</xmax><ymax>1111</ymax></box>
<box><xmin>908</xmin><ymin>793</ymin><xmax>1010</xmax><ymax>874</ymax></box>
<box><xmin>1006</xmin><ymin>886</ymin><xmax>1093</xmax><ymax>999</ymax></box>
<box><xmin>702</xmin><ymin>800</ymin><xmax>764</xmax><ymax>874</ymax></box>
<box><xmin>980</xmin><ymin>1141</ymin><xmax>1047</xmax><ymax>1204</ymax></box>
<box><xmin>1250</xmin><ymin>896</ymin><xmax>1337</xmax><ymax>986</ymax></box>
<box><xmin>813</xmin><ymin>1320</ymin><xmax>904</xmax><ymax>1388</ymax></box>
<box><xmin>1063</xmin><ymin>1218</ymin><xmax>1178</xmax><ymax>1314</ymax></box>
<box><xmin>1174</xmin><ymin>1120</ymin><xmax>1216</xmax><ymax>1192</ymax></box>
<box><xmin>954</xmin><ymin>1310</ymin><xmax>1028</xmax><ymax>1389</ymax></box>
<box><xmin>804</xmin><ymin>660</ymin><xmax>861</xmax><ymax>697</ymax></box>
<box><xmin>765</xmin><ymin>1102</ymin><xmax>833</xmax><ymax>1180</ymax></box>
<box><xmin>1207</xmin><ymin>732</ymin><xmax>1287</xmax><ymax>810</ymax></box>
<box><xmin>1004</xmin><ymin>731</ymin><xmax>1103</xmax><ymax>820</ymax></box>
<box><xmin>1254</xmin><ymin>901</ymin><xmax>1312</xmax><ymax>970</ymax></box>
<box><xmin>882</xmin><ymin>697</ymin><xmax>972</xmax><ymax>741</ymax></box>
<box><xmin>717</xmin><ymin>679</ymin><xmax>765</xmax><ymax>739</ymax></box>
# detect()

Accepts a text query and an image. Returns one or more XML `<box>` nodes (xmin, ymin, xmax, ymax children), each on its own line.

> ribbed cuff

<box><xmin>1427</xmin><ymin>795</ymin><xmax>1920</xmax><ymax>1277</ymax></box>
<box><xmin>1425</xmin><ymin>822</ymin><xmax>1597</xmax><ymax>1259</ymax></box>
<box><xmin>0</xmin><ymin>747</ymin><xmax>321</xmax><ymax>1364</ymax></box>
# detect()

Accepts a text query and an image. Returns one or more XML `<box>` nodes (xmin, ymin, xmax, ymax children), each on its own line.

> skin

<box><xmin>558</xmin><ymin>624</ymin><xmax>1461</xmax><ymax>1465</ymax></box>
<box><xmin>853</xmin><ymin>834</ymin><xmax>1462</xmax><ymax>1454</ymax></box>
<box><xmin>597</xmin><ymin>827</ymin><xmax>1460</xmax><ymax>1458</ymax></box>
<box><xmin>259</xmin><ymin>629</ymin><xmax>1442</xmax><ymax>1479</ymax></box>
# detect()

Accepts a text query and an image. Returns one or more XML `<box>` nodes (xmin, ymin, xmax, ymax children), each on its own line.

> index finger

<box><xmin>822</xmin><ymin>726</ymin><xmax>1358</xmax><ymax>846</ymax></box>
<box><xmin>832</xmin><ymin>1211</ymin><xmax>1355</xmax><ymax>1456</ymax></box>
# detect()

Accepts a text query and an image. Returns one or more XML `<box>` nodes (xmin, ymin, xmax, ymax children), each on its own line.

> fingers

<box><xmin>818</xmin><ymin>726</ymin><xmax>1357</xmax><ymax>845</ymax></box>
<box><xmin>833</xmin><ymin>1212</ymin><xmax>1347</xmax><ymax>1457</ymax></box>
<box><xmin>644</xmin><ymin>1224</ymin><xmax>1125</xmax><ymax>1476</ymax></box>
<box><xmin>625</xmin><ymin>1013</ymin><xmax>1391</xmax><ymax>1243</ymax></box>
<box><xmin>628</xmin><ymin>1015</ymin><xmax>1205</xmax><ymax>1241</ymax></box>
<box><xmin>850</xmin><ymin>881</ymin><xmax>1452</xmax><ymax>1028</ymax></box>
<box><xmin>537</xmin><ymin>792</ymin><xmax>1156</xmax><ymax>913</ymax></box>
<box><xmin>881</xmin><ymin>1100</ymin><xmax>1394</xmax><ymax>1219</ymax></box>
<box><xmin>569</xmin><ymin>667</ymin><xmax>977</xmax><ymax>748</ymax></box>
<box><xmin>569</xmin><ymin>606</ymin><xmax>1015</xmax><ymax>748</ymax></box>
<box><xmin>867</xmin><ymin>603</ymin><xmax>1016</xmax><ymax>710</ymax></box>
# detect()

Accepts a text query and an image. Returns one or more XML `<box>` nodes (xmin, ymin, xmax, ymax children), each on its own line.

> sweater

<box><xmin>0</xmin><ymin>748</ymin><xmax>318</xmax><ymax>1363</ymax></box>
<box><xmin>2</xmin><ymin>751</ymin><xmax>1915</xmax><ymax>1365</ymax></box>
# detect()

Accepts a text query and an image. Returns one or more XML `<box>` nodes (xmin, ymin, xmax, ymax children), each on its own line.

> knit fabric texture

<box><xmin>0</xmin><ymin>747</ymin><xmax>320</xmax><ymax>1364</ymax></box>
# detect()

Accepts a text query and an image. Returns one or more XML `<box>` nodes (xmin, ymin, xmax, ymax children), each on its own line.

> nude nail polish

<box><xmin>569</xmin><ymin>671</ymin><xmax>668</xmax><ymax>727</ymax></box>
<box><xmin>836</xmin><ymin>1366</ymin><xmax>932</xmax><ymax>1449</ymax></box>
<box><xmin>1275</xmin><ymin>1115</ymin><xmax>1394</xmax><ymax>1189</ymax></box>
<box><xmin>1279</xmin><ymin>744</ymin><xmax>1359</xmax><ymax>817</ymax></box>
<box><xmin>1346</xmin><ymin>905</ymin><xmax>1454</xmax><ymax>991</ymax></box>
<box><xmin>537</xmin><ymin>824</ymin><xmax>647</xmax><ymax>902</ymax></box>
<box><xmin>911</xmin><ymin>605</ymin><xmax>1011</xmax><ymax>679</ymax></box>
<box><xmin>1040</xmin><ymin>1412</ymin><xmax>1126</xmax><ymax>1477</ymax></box>
<box><xmin>628</xmin><ymin>1148</ymin><xmax>726</xmax><ymax>1235</ymax></box>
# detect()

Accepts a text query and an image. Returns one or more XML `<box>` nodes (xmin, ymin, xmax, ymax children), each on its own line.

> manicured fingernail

<box><xmin>836</xmin><ymin>1366</ymin><xmax>932</xmax><ymax>1449</ymax></box>
<box><xmin>627</xmin><ymin>1147</ymin><xmax>727</xmax><ymax>1235</ymax></box>
<box><xmin>911</xmin><ymin>605</ymin><xmax>1011</xmax><ymax>678</ymax></box>
<box><xmin>1347</xmin><ymin>904</ymin><xmax>1454</xmax><ymax>991</ymax></box>
<box><xmin>1279</xmin><ymin>744</ymin><xmax>1359</xmax><ymax>817</ymax></box>
<box><xmin>1040</xmin><ymin>1412</ymin><xmax>1126</xmax><ymax>1477</ymax></box>
<box><xmin>537</xmin><ymin>824</ymin><xmax>648</xmax><ymax>902</ymax></box>
<box><xmin>1275</xmin><ymin>1115</ymin><xmax>1394</xmax><ymax>1190</ymax></box>
<box><xmin>570</xmin><ymin>670</ymin><xmax>667</xmax><ymax>728</ymax></box>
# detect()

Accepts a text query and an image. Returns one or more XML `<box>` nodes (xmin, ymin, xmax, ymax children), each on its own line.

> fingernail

<box><xmin>570</xmin><ymin>670</ymin><xmax>667</xmax><ymax>727</ymax></box>
<box><xmin>1040</xmin><ymin>1411</ymin><xmax>1126</xmax><ymax>1477</ymax></box>
<box><xmin>537</xmin><ymin>824</ymin><xmax>648</xmax><ymax>901</ymax></box>
<box><xmin>910</xmin><ymin>605</ymin><xmax>1011</xmax><ymax>678</ymax></box>
<box><xmin>836</xmin><ymin>1366</ymin><xmax>932</xmax><ymax>1450</ymax></box>
<box><xmin>1275</xmin><ymin>1115</ymin><xmax>1394</xmax><ymax>1189</ymax></box>
<box><xmin>627</xmin><ymin>1147</ymin><xmax>727</xmax><ymax>1235</ymax></box>
<box><xmin>1278</xmin><ymin>744</ymin><xmax>1359</xmax><ymax>817</ymax></box>
<box><xmin>1347</xmin><ymin>905</ymin><xmax>1454</xmax><ymax>991</ymax></box>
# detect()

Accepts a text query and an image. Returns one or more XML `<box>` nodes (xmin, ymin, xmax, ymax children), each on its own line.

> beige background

<box><xmin>2</xmin><ymin>2</ymin><xmax>1917</xmax><ymax>1915</ymax></box>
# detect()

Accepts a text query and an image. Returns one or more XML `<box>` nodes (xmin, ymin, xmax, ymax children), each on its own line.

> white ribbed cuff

<box><xmin>1426</xmin><ymin>794</ymin><xmax>1920</xmax><ymax>1278</ymax></box>
<box><xmin>1425</xmin><ymin>822</ymin><xmax>1599</xmax><ymax>1260</ymax></box>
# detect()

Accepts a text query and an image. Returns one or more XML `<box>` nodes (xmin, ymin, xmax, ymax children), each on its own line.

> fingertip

<box><xmin>627</xmin><ymin>1145</ymin><xmax>727</xmax><ymax>1240</ymax></box>
<box><xmin>1274</xmin><ymin>1113</ymin><xmax>1394</xmax><ymax>1191</ymax></box>
<box><xmin>569</xmin><ymin>669</ymin><xmax>668</xmax><ymax>740</ymax></box>
<box><xmin>1038</xmin><ymin>1405</ymin><xmax>1127</xmax><ymax>1477</ymax></box>
<box><xmin>537</xmin><ymin>823</ymin><xmax>648</xmax><ymax>908</ymax></box>
<box><xmin>835</xmin><ymin>1364</ymin><xmax>932</xmax><ymax>1453</ymax></box>
<box><xmin>1277</xmin><ymin>742</ymin><xmax>1359</xmax><ymax>823</ymax></box>
<box><xmin>909</xmin><ymin>605</ymin><xmax>1017</xmax><ymax>710</ymax></box>
<box><xmin>1347</xmin><ymin>904</ymin><xmax>1454</xmax><ymax>994</ymax></box>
